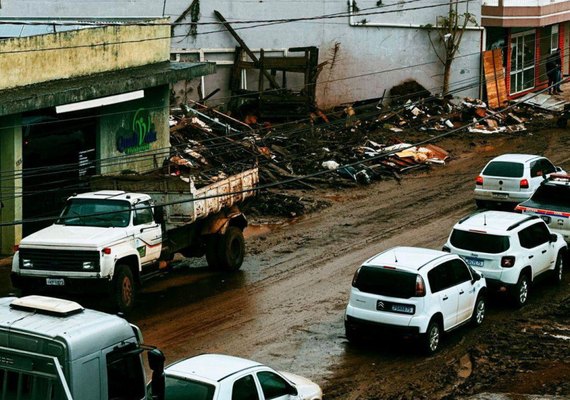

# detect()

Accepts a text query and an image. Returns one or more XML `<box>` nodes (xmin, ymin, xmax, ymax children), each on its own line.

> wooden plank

<box><xmin>483</xmin><ymin>49</ymin><xmax>507</xmax><ymax>109</ymax></box>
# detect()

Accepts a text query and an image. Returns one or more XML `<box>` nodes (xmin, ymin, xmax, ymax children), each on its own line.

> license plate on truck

<box><xmin>46</xmin><ymin>278</ymin><xmax>65</xmax><ymax>286</ymax></box>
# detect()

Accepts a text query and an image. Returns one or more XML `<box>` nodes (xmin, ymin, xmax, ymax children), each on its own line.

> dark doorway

<box><xmin>22</xmin><ymin>110</ymin><xmax>97</xmax><ymax>236</ymax></box>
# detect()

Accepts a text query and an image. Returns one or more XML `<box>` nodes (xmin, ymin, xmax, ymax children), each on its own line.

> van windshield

<box><xmin>482</xmin><ymin>161</ymin><xmax>524</xmax><ymax>178</ymax></box>
<box><xmin>450</xmin><ymin>229</ymin><xmax>510</xmax><ymax>254</ymax></box>
<box><xmin>163</xmin><ymin>376</ymin><xmax>215</xmax><ymax>400</ymax></box>
<box><xmin>353</xmin><ymin>266</ymin><xmax>417</xmax><ymax>299</ymax></box>
<box><xmin>56</xmin><ymin>199</ymin><xmax>131</xmax><ymax>227</ymax></box>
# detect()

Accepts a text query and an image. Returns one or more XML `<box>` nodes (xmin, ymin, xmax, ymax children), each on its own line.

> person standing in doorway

<box><xmin>554</xmin><ymin>48</ymin><xmax>563</xmax><ymax>93</ymax></box>
<box><xmin>546</xmin><ymin>50</ymin><xmax>560</xmax><ymax>94</ymax></box>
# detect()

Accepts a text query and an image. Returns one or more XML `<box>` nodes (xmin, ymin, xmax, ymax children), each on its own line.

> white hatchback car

<box><xmin>149</xmin><ymin>353</ymin><xmax>323</xmax><ymax>400</ymax></box>
<box><xmin>474</xmin><ymin>154</ymin><xmax>564</xmax><ymax>208</ymax></box>
<box><xmin>344</xmin><ymin>247</ymin><xmax>486</xmax><ymax>354</ymax></box>
<box><xmin>444</xmin><ymin>211</ymin><xmax>567</xmax><ymax>307</ymax></box>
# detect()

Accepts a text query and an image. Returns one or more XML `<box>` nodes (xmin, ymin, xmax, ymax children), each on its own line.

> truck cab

<box><xmin>11</xmin><ymin>191</ymin><xmax>163</xmax><ymax>313</ymax></box>
<box><xmin>0</xmin><ymin>295</ymin><xmax>163</xmax><ymax>400</ymax></box>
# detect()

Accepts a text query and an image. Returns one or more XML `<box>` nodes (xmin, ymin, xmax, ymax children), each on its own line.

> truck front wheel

<box><xmin>113</xmin><ymin>264</ymin><xmax>136</xmax><ymax>314</ymax></box>
<box><xmin>217</xmin><ymin>227</ymin><xmax>245</xmax><ymax>271</ymax></box>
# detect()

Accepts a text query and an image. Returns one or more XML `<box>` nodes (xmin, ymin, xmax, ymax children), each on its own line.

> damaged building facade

<box><xmin>0</xmin><ymin>20</ymin><xmax>214</xmax><ymax>254</ymax></box>
<box><xmin>0</xmin><ymin>0</ymin><xmax>484</xmax><ymax>110</ymax></box>
<box><xmin>483</xmin><ymin>0</ymin><xmax>570</xmax><ymax>97</ymax></box>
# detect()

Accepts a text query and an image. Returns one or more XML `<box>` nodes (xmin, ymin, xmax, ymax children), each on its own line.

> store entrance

<box><xmin>22</xmin><ymin>110</ymin><xmax>97</xmax><ymax>236</ymax></box>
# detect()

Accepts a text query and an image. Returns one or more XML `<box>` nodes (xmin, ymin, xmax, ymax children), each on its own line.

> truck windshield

<box><xmin>163</xmin><ymin>376</ymin><xmax>215</xmax><ymax>400</ymax></box>
<box><xmin>56</xmin><ymin>199</ymin><xmax>131</xmax><ymax>227</ymax></box>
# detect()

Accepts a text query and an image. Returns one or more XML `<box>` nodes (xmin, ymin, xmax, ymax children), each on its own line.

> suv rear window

<box><xmin>450</xmin><ymin>229</ymin><xmax>510</xmax><ymax>254</ymax></box>
<box><xmin>353</xmin><ymin>266</ymin><xmax>417</xmax><ymax>298</ymax></box>
<box><xmin>531</xmin><ymin>185</ymin><xmax>570</xmax><ymax>208</ymax></box>
<box><xmin>482</xmin><ymin>161</ymin><xmax>524</xmax><ymax>178</ymax></box>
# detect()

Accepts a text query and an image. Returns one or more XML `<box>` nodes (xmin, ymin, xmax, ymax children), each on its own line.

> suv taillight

<box><xmin>415</xmin><ymin>275</ymin><xmax>426</xmax><ymax>297</ymax></box>
<box><xmin>475</xmin><ymin>176</ymin><xmax>483</xmax><ymax>185</ymax></box>
<box><xmin>514</xmin><ymin>205</ymin><xmax>524</xmax><ymax>213</ymax></box>
<box><xmin>501</xmin><ymin>256</ymin><xmax>515</xmax><ymax>268</ymax></box>
<box><xmin>519</xmin><ymin>179</ymin><xmax>529</xmax><ymax>189</ymax></box>
<box><xmin>352</xmin><ymin>267</ymin><xmax>361</xmax><ymax>286</ymax></box>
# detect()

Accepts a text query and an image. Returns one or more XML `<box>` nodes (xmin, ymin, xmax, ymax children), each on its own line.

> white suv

<box><xmin>344</xmin><ymin>247</ymin><xmax>487</xmax><ymax>354</ymax></box>
<box><xmin>474</xmin><ymin>154</ymin><xmax>564</xmax><ymax>208</ymax></box>
<box><xmin>444</xmin><ymin>211</ymin><xmax>567</xmax><ymax>307</ymax></box>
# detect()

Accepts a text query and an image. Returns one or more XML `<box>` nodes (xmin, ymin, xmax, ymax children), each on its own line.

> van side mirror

<box><xmin>148</xmin><ymin>349</ymin><xmax>165</xmax><ymax>400</ymax></box>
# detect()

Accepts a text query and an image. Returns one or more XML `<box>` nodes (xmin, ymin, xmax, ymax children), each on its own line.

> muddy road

<box><xmin>1</xmin><ymin>127</ymin><xmax>569</xmax><ymax>399</ymax></box>
<box><xmin>128</xmin><ymin>128</ymin><xmax>570</xmax><ymax>399</ymax></box>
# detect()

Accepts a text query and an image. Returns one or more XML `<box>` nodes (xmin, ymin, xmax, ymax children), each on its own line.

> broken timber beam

<box><xmin>214</xmin><ymin>10</ymin><xmax>281</xmax><ymax>90</ymax></box>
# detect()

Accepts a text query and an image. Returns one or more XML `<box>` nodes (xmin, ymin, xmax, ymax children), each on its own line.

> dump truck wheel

<box><xmin>217</xmin><ymin>227</ymin><xmax>245</xmax><ymax>271</ymax></box>
<box><xmin>113</xmin><ymin>264</ymin><xmax>136</xmax><ymax>314</ymax></box>
<box><xmin>205</xmin><ymin>236</ymin><xmax>221</xmax><ymax>269</ymax></box>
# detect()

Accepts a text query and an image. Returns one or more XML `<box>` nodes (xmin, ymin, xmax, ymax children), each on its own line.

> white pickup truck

<box><xmin>11</xmin><ymin>168</ymin><xmax>258</xmax><ymax>313</ymax></box>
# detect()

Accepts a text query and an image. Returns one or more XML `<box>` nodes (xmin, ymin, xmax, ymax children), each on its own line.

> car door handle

<box><xmin>442</xmin><ymin>295</ymin><xmax>448</xmax><ymax>301</ymax></box>
<box><xmin>542</xmin><ymin>250</ymin><xmax>547</xmax><ymax>254</ymax></box>
<box><xmin>529</xmin><ymin>255</ymin><xmax>534</xmax><ymax>259</ymax></box>
<box><xmin>459</xmin><ymin>290</ymin><xmax>465</xmax><ymax>295</ymax></box>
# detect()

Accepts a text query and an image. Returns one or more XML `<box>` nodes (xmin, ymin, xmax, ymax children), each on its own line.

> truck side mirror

<box><xmin>148</xmin><ymin>349</ymin><xmax>165</xmax><ymax>400</ymax></box>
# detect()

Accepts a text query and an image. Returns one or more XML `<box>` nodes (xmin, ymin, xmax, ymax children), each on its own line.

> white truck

<box><xmin>0</xmin><ymin>295</ymin><xmax>167</xmax><ymax>400</ymax></box>
<box><xmin>11</xmin><ymin>168</ymin><xmax>258</xmax><ymax>313</ymax></box>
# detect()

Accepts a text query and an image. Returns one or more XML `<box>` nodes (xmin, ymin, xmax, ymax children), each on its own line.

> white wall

<box><xmin>0</xmin><ymin>0</ymin><xmax>483</xmax><ymax>108</ymax></box>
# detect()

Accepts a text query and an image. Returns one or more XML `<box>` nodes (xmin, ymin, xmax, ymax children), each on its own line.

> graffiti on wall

<box><xmin>116</xmin><ymin>108</ymin><xmax>158</xmax><ymax>154</ymax></box>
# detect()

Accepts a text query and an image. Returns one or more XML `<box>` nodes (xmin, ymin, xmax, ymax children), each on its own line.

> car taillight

<box><xmin>13</xmin><ymin>244</ymin><xmax>19</xmax><ymax>252</ymax></box>
<box><xmin>519</xmin><ymin>179</ymin><xmax>529</xmax><ymax>189</ymax></box>
<box><xmin>514</xmin><ymin>205</ymin><xmax>524</xmax><ymax>213</ymax></box>
<box><xmin>415</xmin><ymin>275</ymin><xmax>426</xmax><ymax>297</ymax></box>
<box><xmin>475</xmin><ymin>176</ymin><xmax>483</xmax><ymax>185</ymax></box>
<box><xmin>102</xmin><ymin>247</ymin><xmax>112</xmax><ymax>255</ymax></box>
<box><xmin>352</xmin><ymin>267</ymin><xmax>361</xmax><ymax>286</ymax></box>
<box><xmin>501</xmin><ymin>256</ymin><xmax>515</xmax><ymax>268</ymax></box>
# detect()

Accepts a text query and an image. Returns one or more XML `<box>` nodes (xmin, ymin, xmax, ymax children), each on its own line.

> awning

<box><xmin>0</xmin><ymin>61</ymin><xmax>215</xmax><ymax>116</ymax></box>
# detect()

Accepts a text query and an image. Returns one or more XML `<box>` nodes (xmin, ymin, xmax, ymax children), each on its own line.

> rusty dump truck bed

<box><xmin>90</xmin><ymin>168</ymin><xmax>259</xmax><ymax>229</ymax></box>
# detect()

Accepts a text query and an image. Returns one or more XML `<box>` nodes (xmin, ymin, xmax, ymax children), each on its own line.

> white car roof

<box><xmin>455</xmin><ymin>211</ymin><xmax>537</xmax><ymax>234</ymax></box>
<box><xmin>69</xmin><ymin>190</ymin><xmax>149</xmax><ymax>204</ymax></box>
<box><xmin>365</xmin><ymin>246</ymin><xmax>450</xmax><ymax>271</ymax></box>
<box><xmin>165</xmin><ymin>354</ymin><xmax>263</xmax><ymax>382</ymax></box>
<box><xmin>487</xmin><ymin>154</ymin><xmax>542</xmax><ymax>163</ymax></box>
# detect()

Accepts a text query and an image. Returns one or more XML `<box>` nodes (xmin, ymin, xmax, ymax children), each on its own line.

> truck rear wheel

<box><xmin>217</xmin><ymin>227</ymin><xmax>245</xmax><ymax>271</ymax></box>
<box><xmin>113</xmin><ymin>264</ymin><xmax>136</xmax><ymax>314</ymax></box>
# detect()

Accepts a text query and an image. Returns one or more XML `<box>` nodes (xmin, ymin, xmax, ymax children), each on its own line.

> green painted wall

<box><xmin>98</xmin><ymin>86</ymin><xmax>170</xmax><ymax>175</ymax></box>
<box><xmin>0</xmin><ymin>115</ymin><xmax>23</xmax><ymax>255</ymax></box>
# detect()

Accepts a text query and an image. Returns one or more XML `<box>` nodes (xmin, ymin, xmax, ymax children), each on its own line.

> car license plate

<box><xmin>465</xmin><ymin>257</ymin><xmax>484</xmax><ymax>268</ymax></box>
<box><xmin>46</xmin><ymin>278</ymin><xmax>65</xmax><ymax>286</ymax></box>
<box><xmin>492</xmin><ymin>192</ymin><xmax>508</xmax><ymax>199</ymax></box>
<box><xmin>391</xmin><ymin>304</ymin><xmax>414</xmax><ymax>314</ymax></box>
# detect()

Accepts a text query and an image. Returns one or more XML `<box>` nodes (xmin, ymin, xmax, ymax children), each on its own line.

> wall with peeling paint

<box><xmin>0</xmin><ymin>22</ymin><xmax>170</xmax><ymax>90</ymax></box>
<box><xmin>0</xmin><ymin>0</ymin><xmax>482</xmax><ymax>108</ymax></box>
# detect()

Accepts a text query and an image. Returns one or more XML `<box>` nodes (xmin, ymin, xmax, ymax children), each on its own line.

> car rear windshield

<box><xmin>164</xmin><ymin>376</ymin><xmax>215</xmax><ymax>400</ymax></box>
<box><xmin>482</xmin><ymin>161</ymin><xmax>524</xmax><ymax>178</ymax></box>
<box><xmin>531</xmin><ymin>185</ymin><xmax>570</xmax><ymax>208</ymax></box>
<box><xmin>450</xmin><ymin>229</ymin><xmax>510</xmax><ymax>254</ymax></box>
<box><xmin>353</xmin><ymin>265</ymin><xmax>417</xmax><ymax>298</ymax></box>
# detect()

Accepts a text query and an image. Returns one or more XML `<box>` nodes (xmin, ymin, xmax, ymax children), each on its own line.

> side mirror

<box><xmin>550</xmin><ymin>233</ymin><xmax>558</xmax><ymax>243</ymax></box>
<box><xmin>288</xmin><ymin>384</ymin><xmax>298</xmax><ymax>396</ymax></box>
<box><xmin>148</xmin><ymin>349</ymin><xmax>165</xmax><ymax>400</ymax></box>
<box><xmin>555</xmin><ymin>166</ymin><xmax>563</xmax><ymax>172</ymax></box>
